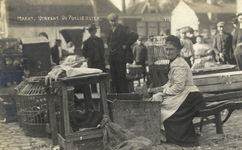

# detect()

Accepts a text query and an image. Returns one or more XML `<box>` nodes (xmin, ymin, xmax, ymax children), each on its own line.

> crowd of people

<box><xmin>47</xmin><ymin>12</ymin><xmax>242</xmax><ymax>147</ymax></box>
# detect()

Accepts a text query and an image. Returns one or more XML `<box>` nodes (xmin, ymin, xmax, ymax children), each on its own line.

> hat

<box><xmin>196</xmin><ymin>35</ymin><xmax>203</xmax><ymax>38</ymax></box>
<box><xmin>166</xmin><ymin>35</ymin><xmax>182</xmax><ymax>49</ymax></box>
<box><xmin>211</xmin><ymin>24</ymin><xmax>217</xmax><ymax>29</ymax></box>
<box><xmin>107</xmin><ymin>13</ymin><xmax>119</xmax><ymax>21</ymax></box>
<box><xmin>232</xmin><ymin>18</ymin><xmax>238</xmax><ymax>24</ymax></box>
<box><xmin>87</xmin><ymin>24</ymin><xmax>98</xmax><ymax>31</ymax></box>
<box><xmin>187</xmin><ymin>27</ymin><xmax>194</xmax><ymax>33</ymax></box>
<box><xmin>138</xmin><ymin>36</ymin><xmax>144</xmax><ymax>41</ymax></box>
<box><xmin>149</xmin><ymin>35</ymin><xmax>154</xmax><ymax>38</ymax></box>
<box><xmin>179</xmin><ymin>27</ymin><xmax>188</xmax><ymax>33</ymax></box>
<box><xmin>217</xmin><ymin>21</ymin><xmax>225</xmax><ymax>27</ymax></box>
<box><xmin>56</xmin><ymin>39</ymin><xmax>61</xmax><ymax>42</ymax></box>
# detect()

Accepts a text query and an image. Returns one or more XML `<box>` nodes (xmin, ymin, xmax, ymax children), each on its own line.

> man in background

<box><xmin>50</xmin><ymin>39</ymin><xmax>62</xmax><ymax>65</ymax></box>
<box><xmin>179</xmin><ymin>27</ymin><xmax>195</xmax><ymax>67</ymax></box>
<box><xmin>233</xmin><ymin>13</ymin><xmax>242</xmax><ymax>70</ymax></box>
<box><xmin>144</xmin><ymin>35</ymin><xmax>154</xmax><ymax>48</ymax></box>
<box><xmin>213</xmin><ymin>21</ymin><xmax>233</xmax><ymax>64</ymax></box>
<box><xmin>107</xmin><ymin>13</ymin><xmax>138</xmax><ymax>93</ymax></box>
<box><xmin>83</xmin><ymin>23</ymin><xmax>106</xmax><ymax>92</ymax></box>
<box><xmin>133</xmin><ymin>36</ymin><xmax>148</xmax><ymax>86</ymax></box>
<box><xmin>186</xmin><ymin>27</ymin><xmax>196</xmax><ymax>44</ymax></box>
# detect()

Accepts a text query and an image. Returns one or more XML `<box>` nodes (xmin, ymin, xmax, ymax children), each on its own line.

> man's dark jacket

<box><xmin>83</xmin><ymin>36</ymin><xmax>106</xmax><ymax>71</ymax></box>
<box><xmin>107</xmin><ymin>24</ymin><xmax>138</xmax><ymax>63</ymax></box>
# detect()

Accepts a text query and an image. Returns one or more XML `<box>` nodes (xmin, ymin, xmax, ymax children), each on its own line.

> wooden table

<box><xmin>48</xmin><ymin>73</ymin><xmax>110</xmax><ymax>150</ymax></box>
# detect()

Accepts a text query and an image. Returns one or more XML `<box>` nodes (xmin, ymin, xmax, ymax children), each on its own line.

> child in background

<box><xmin>132</xmin><ymin>36</ymin><xmax>148</xmax><ymax>86</ymax></box>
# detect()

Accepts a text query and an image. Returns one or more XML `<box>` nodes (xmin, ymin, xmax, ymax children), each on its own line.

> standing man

<box><xmin>213</xmin><ymin>21</ymin><xmax>233</xmax><ymax>64</ymax></box>
<box><xmin>83</xmin><ymin>23</ymin><xmax>106</xmax><ymax>92</ymax></box>
<box><xmin>133</xmin><ymin>36</ymin><xmax>148</xmax><ymax>86</ymax></box>
<box><xmin>51</xmin><ymin>39</ymin><xmax>62</xmax><ymax>65</ymax></box>
<box><xmin>179</xmin><ymin>27</ymin><xmax>195</xmax><ymax>67</ymax></box>
<box><xmin>186</xmin><ymin>27</ymin><xmax>196</xmax><ymax>44</ymax></box>
<box><xmin>107</xmin><ymin>13</ymin><xmax>138</xmax><ymax>93</ymax></box>
<box><xmin>233</xmin><ymin>13</ymin><xmax>242</xmax><ymax>70</ymax></box>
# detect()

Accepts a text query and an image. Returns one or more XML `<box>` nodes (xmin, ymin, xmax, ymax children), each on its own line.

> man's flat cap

<box><xmin>107</xmin><ymin>13</ymin><xmax>119</xmax><ymax>21</ymax></box>
<box><xmin>179</xmin><ymin>27</ymin><xmax>188</xmax><ymax>33</ymax></box>
<box><xmin>187</xmin><ymin>27</ymin><xmax>194</xmax><ymax>33</ymax></box>
<box><xmin>217</xmin><ymin>21</ymin><xmax>225</xmax><ymax>27</ymax></box>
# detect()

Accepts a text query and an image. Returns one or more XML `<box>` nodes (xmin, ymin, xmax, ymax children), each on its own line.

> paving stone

<box><xmin>9</xmin><ymin>126</ymin><xmax>21</xmax><ymax>130</ymax></box>
<box><xmin>0</xmin><ymin>145</ymin><xmax>7</xmax><ymax>148</ymax></box>
<box><xmin>22</xmin><ymin>146</ymin><xmax>33</xmax><ymax>150</ymax></box>
<box><xmin>1</xmin><ymin>141</ymin><xmax>13</xmax><ymax>146</ymax></box>
<box><xmin>6</xmin><ymin>147</ymin><xmax>20</xmax><ymax>150</ymax></box>
<box><xmin>20</xmin><ymin>143</ymin><xmax>31</xmax><ymax>147</ymax></box>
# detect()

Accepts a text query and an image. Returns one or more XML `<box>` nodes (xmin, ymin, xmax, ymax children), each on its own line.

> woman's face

<box><xmin>164</xmin><ymin>43</ymin><xmax>180</xmax><ymax>60</ymax></box>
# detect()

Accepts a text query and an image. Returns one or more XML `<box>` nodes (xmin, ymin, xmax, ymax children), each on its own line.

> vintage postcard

<box><xmin>0</xmin><ymin>0</ymin><xmax>242</xmax><ymax>150</ymax></box>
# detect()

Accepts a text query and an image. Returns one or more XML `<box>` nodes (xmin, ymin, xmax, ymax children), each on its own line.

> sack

<box><xmin>125</xmin><ymin>48</ymin><xmax>134</xmax><ymax>64</ymax></box>
<box><xmin>114</xmin><ymin>136</ymin><xmax>153</xmax><ymax>150</ymax></box>
<box><xmin>100</xmin><ymin>115</ymin><xmax>137</xmax><ymax>150</ymax></box>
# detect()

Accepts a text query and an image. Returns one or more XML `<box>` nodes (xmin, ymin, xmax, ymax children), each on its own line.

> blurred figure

<box><xmin>132</xmin><ymin>36</ymin><xmax>148</xmax><ymax>86</ymax></box>
<box><xmin>213</xmin><ymin>21</ymin><xmax>233</xmax><ymax>64</ymax></box>
<box><xmin>186</xmin><ymin>27</ymin><xmax>196</xmax><ymax>44</ymax></box>
<box><xmin>175</xmin><ymin>28</ymin><xmax>181</xmax><ymax>38</ymax></box>
<box><xmin>233</xmin><ymin>13</ymin><xmax>242</xmax><ymax>70</ymax></box>
<box><xmin>231</xmin><ymin>18</ymin><xmax>238</xmax><ymax>37</ymax></box>
<box><xmin>211</xmin><ymin>25</ymin><xmax>217</xmax><ymax>40</ymax></box>
<box><xmin>51</xmin><ymin>39</ymin><xmax>62</xmax><ymax>65</ymax></box>
<box><xmin>191</xmin><ymin>35</ymin><xmax>216</xmax><ymax>70</ymax></box>
<box><xmin>144</xmin><ymin>35</ymin><xmax>154</xmax><ymax>47</ymax></box>
<box><xmin>179</xmin><ymin>27</ymin><xmax>195</xmax><ymax>67</ymax></box>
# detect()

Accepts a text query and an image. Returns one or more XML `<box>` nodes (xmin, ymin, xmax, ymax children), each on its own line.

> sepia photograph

<box><xmin>0</xmin><ymin>0</ymin><xmax>242</xmax><ymax>149</ymax></box>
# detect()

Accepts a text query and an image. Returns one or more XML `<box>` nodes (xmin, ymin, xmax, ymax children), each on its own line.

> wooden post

<box><xmin>214</xmin><ymin>113</ymin><xmax>223</xmax><ymax>134</ymax></box>
<box><xmin>46</xmin><ymin>89</ymin><xmax>59</xmax><ymax>145</ymax></box>
<box><xmin>100</xmin><ymin>80</ymin><xmax>109</xmax><ymax>115</ymax></box>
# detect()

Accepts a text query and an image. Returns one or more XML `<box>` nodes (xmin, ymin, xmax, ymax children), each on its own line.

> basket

<box><xmin>126</xmin><ymin>64</ymin><xmax>143</xmax><ymax>78</ymax></box>
<box><xmin>22</xmin><ymin>109</ymin><xmax>47</xmax><ymax>137</ymax></box>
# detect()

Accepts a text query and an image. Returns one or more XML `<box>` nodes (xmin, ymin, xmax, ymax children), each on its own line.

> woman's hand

<box><xmin>148</xmin><ymin>87</ymin><xmax>164</xmax><ymax>94</ymax></box>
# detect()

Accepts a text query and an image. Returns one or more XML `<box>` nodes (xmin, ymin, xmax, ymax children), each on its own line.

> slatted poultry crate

<box><xmin>16</xmin><ymin>76</ymin><xmax>48</xmax><ymax>137</ymax></box>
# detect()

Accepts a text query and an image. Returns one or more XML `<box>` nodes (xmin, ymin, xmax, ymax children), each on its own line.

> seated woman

<box><xmin>148</xmin><ymin>35</ymin><xmax>206</xmax><ymax>147</ymax></box>
<box><xmin>191</xmin><ymin>35</ymin><xmax>216</xmax><ymax>70</ymax></box>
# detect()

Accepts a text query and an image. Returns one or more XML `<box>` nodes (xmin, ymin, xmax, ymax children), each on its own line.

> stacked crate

<box><xmin>0</xmin><ymin>38</ymin><xmax>24</xmax><ymax>87</ymax></box>
<box><xmin>0</xmin><ymin>95</ymin><xmax>17</xmax><ymax>122</ymax></box>
<box><xmin>147</xmin><ymin>36</ymin><xmax>168</xmax><ymax>65</ymax></box>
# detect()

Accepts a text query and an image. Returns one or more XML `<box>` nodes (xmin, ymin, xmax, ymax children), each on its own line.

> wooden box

<box><xmin>20</xmin><ymin>37</ymin><xmax>51</xmax><ymax>76</ymax></box>
<box><xmin>193</xmin><ymin>71</ymin><xmax>242</xmax><ymax>93</ymax></box>
<box><xmin>113</xmin><ymin>100</ymin><xmax>161</xmax><ymax>144</ymax></box>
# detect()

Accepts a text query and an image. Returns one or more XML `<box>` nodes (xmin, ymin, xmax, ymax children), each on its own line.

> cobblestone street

<box><xmin>1</xmin><ymin>110</ymin><xmax>242</xmax><ymax>150</ymax></box>
<box><xmin>1</xmin><ymin>83</ymin><xmax>242</xmax><ymax>150</ymax></box>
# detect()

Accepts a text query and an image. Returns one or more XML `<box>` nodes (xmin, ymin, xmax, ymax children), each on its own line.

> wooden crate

<box><xmin>193</xmin><ymin>71</ymin><xmax>242</xmax><ymax>93</ymax></box>
<box><xmin>113</xmin><ymin>100</ymin><xmax>161</xmax><ymax>145</ymax></box>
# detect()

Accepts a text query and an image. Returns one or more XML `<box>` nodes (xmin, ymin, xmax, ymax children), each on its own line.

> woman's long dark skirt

<box><xmin>163</xmin><ymin>92</ymin><xmax>206</xmax><ymax>147</ymax></box>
